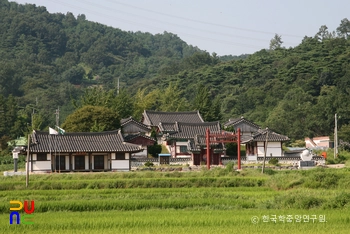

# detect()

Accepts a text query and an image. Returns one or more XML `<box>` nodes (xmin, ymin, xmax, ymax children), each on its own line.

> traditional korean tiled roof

<box><xmin>242</xmin><ymin>128</ymin><xmax>290</xmax><ymax>143</ymax></box>
<box><xmin>121</xmin><ymin>117</ymin><xmax>132</xmax><ymax>124</ymax></box>
<box><xmin>223</xmin><ymin>116</ymin><xmax>260</xmax><ymax>130</ymax></box>
<box><xmin>158</xmin><ymin>122</ymin><xmax>177</xmax><ymax>133</ymax></box>
<box><xmin>187</xmin><ymin>135</ymin><xmax>224</xmax><ymax>152</ymax></box>
<box><xmin>121</xmin><ymin>117</ymin><xmax>151</xmax><ymax>133</ymax></box>
<box><xmin>169</xmin><ymin>121</ymin><xmax>221</xmax><ymax>140</ymax></box>
<box><xmin>29</xmin><ymin>130</ymin><xmax>143</xmax><ymax>153</ymax></box>
<box><xmin>123</xmin><ymin>133</ymin><xmax>156</xmax><ymax>143</ymax></box>
<box><xmin>142</xmin><ymin>110</ymin><xmax>204</xmax><ymax>127</ymax></box>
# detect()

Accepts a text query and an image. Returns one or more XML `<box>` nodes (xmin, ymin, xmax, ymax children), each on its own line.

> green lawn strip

<box><xmin>0</xmin><ymin>176</ymin><xmax>266</xmax><ymax>190</ymax></box>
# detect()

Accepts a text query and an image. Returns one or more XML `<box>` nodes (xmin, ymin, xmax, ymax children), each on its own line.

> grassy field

<box><xmin>2</xmin><ymin>209</ymin><xmax>349</xmax><ymax>234</ymax></box>
<box><xmin>1</xmin><ymin>167</ymin><xmax>350</xmax><ymax>233</ymax></box>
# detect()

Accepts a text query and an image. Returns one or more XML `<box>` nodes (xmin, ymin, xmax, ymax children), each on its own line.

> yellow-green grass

<box><xmin>1</xmin><ymin>209</ymin><xmax>349</xmax><ymax>234</ymax></box>
<box><xmin>0</xmin><ymin>168</ymin><xmax>350</xmax><ymax>233</ymax></box>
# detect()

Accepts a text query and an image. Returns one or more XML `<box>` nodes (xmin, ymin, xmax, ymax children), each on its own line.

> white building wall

<box><xmin>27</xmin><ymin>161</ymin><xmax>51</xmax><ymax>171</ymax></box>
<box><xmin>132</xmin><ymin>149</ymin><xmax>147</xmax><ymax>157</ymax></box>
<box><xmin>111</xmin><ymin>160</ymin><xmax>129</xmax><ymax>171</ymax></box>
<box><xmin>65</xmin><ymin>156</ymin><xmax>69</xmax><ymax>170</ymax></box>
<box><xmin>104</xmin><ymin>155</ymin><xmax>108</xmax><ymax>169</ymax></box>
<box><xmin>85</xmin><ymin>156</ymin><xmax>89</xmax><ymax>169</ymax></box>
<box><xmin>257</xmin><ymin>142</ymin><xmax>282</xmax><ymax>156</ymax></box>
<box><xmin>175</xmin><ymin>141</ymin><xmax>189</xmax><ymax>157</ymax></box>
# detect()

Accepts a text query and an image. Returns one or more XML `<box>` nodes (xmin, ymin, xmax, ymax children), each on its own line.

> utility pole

<box><xmin>55</xmin><ymin>107</ymin><xmax>60</xmax><ymax>127</ymax></box>
<box><xmin>117</xmin><ymin>77</ymin><xmax>120</xmax><ymax>95</ymax></box>
<box><xmin>262</xmin><ymin>128</ymin><xmax>269</xmax><ymax>174</ymax></box>
<box><xmin>31</xmin><ymin>107</ymin><xmax>34</xmax><ymax>129</ymax></box>
<box><xmin>334</xmin><ymin>113</ymin><xmax>338</xmax><ymax>159</ymax></box>
<box><xmin>54</xmin><ymin>107</ymin><xmax>60</xmax><ymax>172</ymax></box>
<box><xmin>26</xmin><ymin>133</ymin><xmax>31</xmax><ymax>187</ymax></box>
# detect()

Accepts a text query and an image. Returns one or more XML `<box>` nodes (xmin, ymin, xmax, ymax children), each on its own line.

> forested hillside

<box><xmin>146</xmin><ymin>34</ymin><xmax>350</xmax><ymax>141</ymax></box>
<box><xmin>1</xmin><ymin>0</ymin><xmax>350</xmax><ymax>152</ymax></box>
<box><xmin>0</xmin><ymin>0</ymin><xmax>202</xmax><ymax>144</ymax></box>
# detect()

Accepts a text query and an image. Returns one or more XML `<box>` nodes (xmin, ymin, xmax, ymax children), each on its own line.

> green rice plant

<box><xmin>322</xmin><ymin>192</ymin><xmax>350</xmax><ymax>209</ymax></box>
<box><xmin>2</xmin><ymin>209</ymin><xmax>350</xmax><ymax>234</ymax></box>
<box><xmin>265</xmin><ymin>171</ymin><xmax>302</xmax><ymax>190</ymax></box>
<box><xmin>303</xmin><ymin>169</ymin><xmax>340</xmax><ymax>189</ymax></box>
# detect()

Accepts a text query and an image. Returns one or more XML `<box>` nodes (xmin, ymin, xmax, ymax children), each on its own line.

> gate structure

<box><xmin>206</xmin><ymin>128</ymin><xmax>241</xmax><ymax>170</ymax></box>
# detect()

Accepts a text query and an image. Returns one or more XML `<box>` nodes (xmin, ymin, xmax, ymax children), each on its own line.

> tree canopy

<box><xmin>62</xmin><ymin>105</ymin><xmax>120</xmax><ymax>132</ymax></box>
<box><xmin>1</xmin><ymin>0</ymin><xmax>350</xmax><ymax>147</ymax></box>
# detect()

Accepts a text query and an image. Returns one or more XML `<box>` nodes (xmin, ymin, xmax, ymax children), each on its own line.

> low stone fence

<box><xmin>131</xmin><ymin>157</ymin><xmax>192</xmax><ymax>167</ymax></box>
<box><xmin>131</xmin><ymin>156</ymin><xmax>326</xmax><ymax>167</ymax></box>
<box><xmin>222</xmin><ymin>156</ymin><xmax>326</xmax><ymax>167</ymax></box>
<box><xmin>3</xmin><ymin>171</ymin><xmax>26</xmax><ymax>176</ymax></box>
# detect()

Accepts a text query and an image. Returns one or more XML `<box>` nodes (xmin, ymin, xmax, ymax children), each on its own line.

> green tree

<box><xmin>338</xmin><ymin>124</ymin><xmax>350</xmax><ymax>143</ymax></box>
<box><xmin>0</xmin><ymin>62</ymin><xmax>22</xmax><ymax>97</ymax></box>
<box><xmin>336</xmin><ymin>18</ymin><xmax>350</xmax><ymax>38</ymax></box>
<box><xmin>192</xmin><ymin>84</ymin><xmax>222</xmax><ymax>121</ymax></box>
<box><xmin>133</xmin><ymin>88</ymin><xmax>160</xmax><ymax>120</ymax></box>
<box><xmin>225</xmin><ymin>143</ymin><xmax>238</xmax><ymax>156</ymax></box>
<box><xmin>266</xmin><ymin>87</ymin><xmax>314</xmax><ymax>140</ymax></box>
<box><xmin>111</xmin><ymin>89</ymin><xmax>134</xmax><ymax>119</ymax></box>
<box><xmin>147</xmin><ymin>128</ymin><xmax>161</xmax><ymax>158</ymax></box>
<box><xmin>269</xmin><ymin>34</ymin><xmax>283</xmax><ymax>50</ymax></box>
<box><xmin>62</xmin><ymin>66</ymin><xmax>85</xmax><ymax>85</ymax></box>
<box><xmin>62</xmin><ymin>105</ymin><xmax>120</xmax><ymax>132</ymax></box>
<box><xmin>193</xmin><ymin>84</ymin><xmax>211</xmax><ymax>120</ymax></box>
<box><xmin>158</xmin><ymin>82</ymin><xmax>189</xmax><ymax>112</ymax></box>
<box><xmin>74</xmin><ymin>87</ymin><xmax>113</xmax><ymax>108</ymax></box>
<box><xmin>316</xmin><ymin>25</ymin><xmax>335</xmax><ymax>41</ymax></box>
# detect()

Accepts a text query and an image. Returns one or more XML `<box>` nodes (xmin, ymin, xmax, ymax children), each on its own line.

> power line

<box><xmin>72</xmin><ymin>0</ymin><xmax>298</xmax><ymax>44</ymax></box>
<box><xmin>108</xmin><ymin>0</ymin><xmax>304</xmax><ymax>39</ymax></box>
<box><xmin>45</xmin><ymin>0</ymin><xmax>299</xmax><ymax>50</ymax></box>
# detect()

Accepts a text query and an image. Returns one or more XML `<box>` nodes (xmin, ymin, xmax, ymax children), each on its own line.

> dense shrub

<box><xmin>303</xmin><ymin>169</ymin><xmax>340</xmax><ymax>189</ymax></box>
<box><xmin>225</xmin><ymin>162</ymin><xmax>235</xmax><ymax>173</ymax></box>
<box><xmin>144</xmin><ymin>161</ymin><xmax>154</xmax><ymax>167</ymax></box>
<box><xmin>268</xmin><ymin>158</ymin><xmax>279</xmax><ymax>166</ymax></box>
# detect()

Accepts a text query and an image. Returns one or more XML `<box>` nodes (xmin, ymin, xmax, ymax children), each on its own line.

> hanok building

<box><xmin>121</xmin><ymin>117</ymin><xmax>151</xmax><ymax>135</ymax></box>
<box><xmin>141</xmin><ymin>110</ymin><xmax>204</xmax><ymax>132</ymax></box>
<box><xmin>141</xmin><ymin>110</ymin><xmax>205</xmax><ymax>157</ymax></box>
<box><xmin>162</xmin><ymin>121</ymin><xmax>224</xmax><ymax>165</ymax></box>
<box><xmin>224</xmin><ymin>117</ymin><xmax>289</xmax><ymax>158</ymax></box>
<box><xmin>223</xmin><ymin>116</ymin><xmax>261</xmax><ymax>141</ymax></box>
<box><xmin>242</xmin><ymin>128</ymin><xmax>290</xmax><ymax>158</ymax></box>
<box><xmin>25</xmin><ymin>130</ymin><xmax>143</xmax><ymax>172</ymax></box>
<box><xmin>121</xmin><ymin>117</ymin><xmax>155</xmax><ymax>157</ymax></box>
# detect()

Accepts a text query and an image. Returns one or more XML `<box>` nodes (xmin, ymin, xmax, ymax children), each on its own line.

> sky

<box><xmin>13</xmin><ymin>0</ymin><xmax>350</xmax><ymax>56</ymax></box>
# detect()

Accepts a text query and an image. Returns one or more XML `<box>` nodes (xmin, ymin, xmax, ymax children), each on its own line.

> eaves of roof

<box><xmin>123</xmin><ymin>133</ymin><xmax>156</xmax><ymax>142</ymax></box>
<box><xmin>143</xmin><ymin>110</ymin><xmax>204</xmax><ymax>127</ymax></box>
<box><xmin>242</xmin><ymin>129</ymin><xmax>289</xmax><ymax>143</ymax></box>
<box><xmin>29</xmin><ymin>129</ymin><xmax>143</xmax><ymax>153</ymax></box>
<box><xmin>121</xmin><ymin>117</ymin><xmax>151</xmax><ymax>132</ymax></box>
<box><xmin>168</xmin><ymin>121</ymin><xmax>221</xmax><ymax>140</ymax></box>
<box><xmin>223</xmin><ymin>116</ymin><xmax>260</xmax><ymax>129</ymax></box>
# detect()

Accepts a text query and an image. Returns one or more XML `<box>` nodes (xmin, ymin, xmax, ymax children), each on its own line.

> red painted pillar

<box><xmin>237</xmin><ymin>128</ymin><xmax>241</xmax><ymax>170</ymax></box>
<box><xmin>206</xmin><ymin>128</ymin><xmax>210</xmax><ymax>170</ymax></box>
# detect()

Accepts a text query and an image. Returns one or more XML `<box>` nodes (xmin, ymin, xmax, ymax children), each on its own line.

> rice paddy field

<box><xmin>1</xmin><ymin>167</ymin><xmax>350</xmax><ymax>233</ymax></box>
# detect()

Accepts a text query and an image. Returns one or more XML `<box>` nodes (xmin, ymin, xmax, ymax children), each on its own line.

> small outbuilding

<box><xmin>25</xmin><ymin>130</ymin><xmax>143</xmax><ymax>172</ymax></box>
